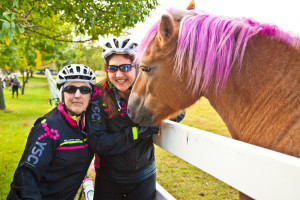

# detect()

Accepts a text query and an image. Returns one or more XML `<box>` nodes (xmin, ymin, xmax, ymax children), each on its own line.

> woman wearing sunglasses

<box><xmin>86</xmin><ymin>36</ymin><xmax>184</xmax><ymax>200</ymax></box>
<box><xmin>7</xmin><ymin>64</ymin><xmax>96</xmax><ymax>200</ymax></box>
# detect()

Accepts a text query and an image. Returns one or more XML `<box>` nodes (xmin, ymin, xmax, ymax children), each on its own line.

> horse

<box><xmin>127</xmin><ymin>1</ymin><xmax>300</xmax><ymax>199</ymax></box>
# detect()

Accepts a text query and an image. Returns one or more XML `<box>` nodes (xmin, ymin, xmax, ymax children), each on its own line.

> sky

<box><xmin>128</xmin><ymin>0</ymin><xmax>300</xmax><ymax>43</ymax></box>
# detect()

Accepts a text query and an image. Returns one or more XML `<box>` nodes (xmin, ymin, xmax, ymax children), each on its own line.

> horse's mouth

<box><xmin>136</xmin><ymin>116</ymin><xmax>157</xmax><ymax>126</ymax></box>
<box><xmin>129</xmin><ymin>109</ymin><xmax>157</xmax><ymax>126</ymax></box>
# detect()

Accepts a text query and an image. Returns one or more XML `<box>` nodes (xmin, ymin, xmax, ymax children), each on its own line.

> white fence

<box><xmin>45</xmin><ymin>69</ymin><xmax>60</xmax><ymax>100</ymax></box>
<box><xmin>154</xmin><ymin>120</ymin><xmax>300</xmax><ymax>200</ymax></box>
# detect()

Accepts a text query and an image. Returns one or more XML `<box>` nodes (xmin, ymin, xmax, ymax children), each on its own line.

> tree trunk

<box><xmin>25</xmin><ymin>69</ymin><xmax>29</xmax><ymax>83</ymax></box>
<box><xmin>22</xmin><ymin>70</ymin><xmax>26</xmax><ymax>95</ymax></box>
<box><xmin>0</xmin><ymin>85</ymin><xmax>6</xmax><ymax>110</ymax></box>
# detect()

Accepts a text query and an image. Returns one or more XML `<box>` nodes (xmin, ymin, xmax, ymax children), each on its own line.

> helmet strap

<box><xmin>63</xmin><ymin>103</ymin><xmax>83</xmax><ymax>118</ymax></box>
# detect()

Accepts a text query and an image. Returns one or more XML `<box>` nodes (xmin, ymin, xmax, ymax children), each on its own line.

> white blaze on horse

<box><xmin>127</xmin><ymin>1</ymin><xmax>300</xmax><ymax>199</ymax></box>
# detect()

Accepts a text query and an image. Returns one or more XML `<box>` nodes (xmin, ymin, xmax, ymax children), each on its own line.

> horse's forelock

<box><xmin>135</xmin><ymin>20</ymin><xmax>160</xmax><ymax>65</ymax></box>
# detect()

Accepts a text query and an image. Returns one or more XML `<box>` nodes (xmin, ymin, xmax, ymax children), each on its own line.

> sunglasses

<box><xmin>107</xmin><ymin>64</ymin><xmax>132</xmax><ymax>73</ymax></box>
<box><xmin>64</xmin><ymin>86</ymin><xmax>91</xmax><ymax>94</ymax></box>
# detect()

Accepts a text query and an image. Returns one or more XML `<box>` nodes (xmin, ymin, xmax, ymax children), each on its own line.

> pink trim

<box><xmin>57</xmin><ymin>102</ymin><xmax>77</xmax><ymax>127</ymax></box>
<box><xmin>56</xmin><ymin>144</ymin><xmax>88</xmax><ymax>150</ymax></box>
<box><xmin>92</xmin><ymin>86</ymin><xmax>102</xmax><ymax>100</ymax></box>
<box><xmin>84</xmin><ymin>178</ymin><xmax>93</xmax><ymax>182</ymax></box>
<box><xmin>94</xmin><ymin>154</ymin><xmax>100</xmax><ymax>169</ymax></box>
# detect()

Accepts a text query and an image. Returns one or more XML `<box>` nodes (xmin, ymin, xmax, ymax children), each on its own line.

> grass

<box><xmin>0</xmin><ymin>75</ymin><xmax>238</xmax><ymax>200</ymax></box>
<box><xmin>0</xmin><ymin>75</ymin><xmax>52</xmax><ymax>199</ymax></box>
<box><xmin>155</xmin><ymin>100</ymin><xmax>238</xmax><ymax>199</ymax></box>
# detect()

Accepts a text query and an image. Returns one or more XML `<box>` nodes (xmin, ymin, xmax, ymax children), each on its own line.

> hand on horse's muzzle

<box><xmin>137</xmin><ymin>126</ymin><xmax>159</xmax><ymax>140</ymax></box>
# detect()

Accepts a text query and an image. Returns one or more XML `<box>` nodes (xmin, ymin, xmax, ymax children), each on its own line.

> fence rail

<box><xmin>154</xmin><ymin>120</ymin><xmax>300</xmax><ymax>200</ymax></box>
<box><xmin>45</xmin><ymin>69</ymin><xmax>60</xmax><ymax>100</ymax></box>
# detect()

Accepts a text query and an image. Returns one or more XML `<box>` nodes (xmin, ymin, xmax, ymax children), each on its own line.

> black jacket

<box><xmin>7</xmin><ymin>103</ymin><xmax>93</xmax><ymax>200</ymax></box>
<box><xmin>86</xmin><ymin>83</ymin><xmax>185</xmax><ymax>184</ymax></box>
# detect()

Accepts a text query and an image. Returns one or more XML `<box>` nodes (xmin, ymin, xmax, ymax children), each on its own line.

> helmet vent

<box><xmin>122</xmin><ymin>39</ymin><xmax>130</xmax><ymax>48</ymax></box>
<box><xmin>76</xmin><ymin>66</ymin><xmax>81</xmax><ymax>72</ymax></box>
<box><xmin>56</xmin><ymin>64</ymin><xmax>96</xmax><ymax>86</ymax></box>
<box><xmin>129</xmin><ymin>43</ymin><xmax>137</xmax><ymax>49</ymax></box>
<box><xmin>113</xmin><ymin>38</ymin><xmax>119</xmax><ymax>48</ymax></box>
<box><xmin>105</xmin><ymin>42</ymin><xmax>112</xmax><ymax>48</ymax></box>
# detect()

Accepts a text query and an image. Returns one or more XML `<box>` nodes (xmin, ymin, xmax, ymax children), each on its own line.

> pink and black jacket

<box><xmin>7</xmin><ymin>103</ymin><xmax>93</xmax><ymax>200</ymax></box>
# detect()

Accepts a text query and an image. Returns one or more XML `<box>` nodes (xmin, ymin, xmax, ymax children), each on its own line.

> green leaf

<box><xmin>13</xmin><ymin>0</ymin><xmax>19</xmax><ymax>8</ymax></box>
<box><xmin>18</xmin><ymin>26</ymin><xmax>24</xmax><ymax>33</ymax></box>
<box><xmin>11</xmin><ymin>21</ymin><xmax>15</xmax><ymax>28</ymax></box>
<box><xmin>2</xmin><ymin>21</ymin><xmax>10</xmax><ymax>30</ymax></box>
<box><xmin>3</xmin><ymin>11</ymin><xmax>10</xmax><ymax>16</ymax></box>
<box><xmin>15</xmin><ymin>26</ymin><xmax>20</xmax><ymax>34</ymax></box>
<box><xmin>8</xmin><ymin>29</ymin><xmax>14</xmax><ymax>41</ymax></box>
<box><xmin>0</xmin><ymin>30</ymin><xmax>6</xmax><ymax>39</ymax></box>
<box><xmin>4</xmin><ymin>14</ymin><xmax>11</xmax><ymax>21</ymax></box>
<box><xmin>11</xmin><ymin>13</ymin><xmax>16</xmax><ymax>21</ymax></box>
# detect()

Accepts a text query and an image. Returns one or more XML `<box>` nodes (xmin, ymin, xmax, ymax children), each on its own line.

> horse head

<box><xmin>128</xmin><ymin>1</ymin><xmax>198</xmax><ymax>126</ymax></box>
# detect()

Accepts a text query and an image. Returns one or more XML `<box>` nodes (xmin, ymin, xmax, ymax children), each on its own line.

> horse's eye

<box><xmin>140</xmin><ymin>66</ymin><xmax>151</xmax><ymax>72</ymax></box>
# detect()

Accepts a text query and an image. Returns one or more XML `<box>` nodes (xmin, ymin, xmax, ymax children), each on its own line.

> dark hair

<box><xmin>98</xmin><ymin>78</ymin><xmax>118</xmax><ymax>119</ymax></box>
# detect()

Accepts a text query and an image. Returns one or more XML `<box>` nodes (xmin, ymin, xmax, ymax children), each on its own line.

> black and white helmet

<box><xmin>56</xmin><ymin>64</ymin><xmax>96</xmax><ymax>89</ymax></box>
<box><xmin>101</xmin><ymin>36</ymin><xmax>138</xmax><ymax>63</ymax></box>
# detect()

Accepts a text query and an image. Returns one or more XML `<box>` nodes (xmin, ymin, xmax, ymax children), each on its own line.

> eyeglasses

<box><xmin>64</xmin><ymin>86</ymin><xmax>91</xmax><ymax>94</ymax></box>
<box><xmin>106</xmin><ymin>64</ymin><xmax>132</xmax><ymax>73</ymax></box>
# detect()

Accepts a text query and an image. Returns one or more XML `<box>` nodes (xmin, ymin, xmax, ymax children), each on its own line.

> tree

<box><xmin>73</xmin><ymin>44</ymin><xmax>104</xmax><ymax>71</ymax></box>
<box><xmin>0</xmin><ymin>0</ymin><xmax>158</xmax><ymax>110</ymax></box>
<box><xmin>0</xmin><ymin>0</ymin><xmax>159</xmax><ymax>42</ymax></box>
<box><xmin>0</xmin><ymin>36</ymin><xmax>79</xmax><ymax>109</ymax></box>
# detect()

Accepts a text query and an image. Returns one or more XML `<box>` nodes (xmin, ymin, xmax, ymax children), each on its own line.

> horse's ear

<box><xmin>158</xmin><ymin>14</ymin><xmax>174</xmax><ymax>45</ymax></box>
<box><xmin>187</xmin><ymin>0</ymin><xmax>195</xmax><ymax>10</ymax></box>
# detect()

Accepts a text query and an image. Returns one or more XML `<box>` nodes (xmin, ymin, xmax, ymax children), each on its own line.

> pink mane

<box><xmin>136</xmin><ymin>9</ymin><xmax>300</xmax><ymax>94</ymax></box>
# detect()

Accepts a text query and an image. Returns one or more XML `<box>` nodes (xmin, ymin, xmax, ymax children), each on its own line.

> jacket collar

<box><xmin>57</xmin><ymin>102</ymin><xmax>77</xmax><ymax>127</ymax></box>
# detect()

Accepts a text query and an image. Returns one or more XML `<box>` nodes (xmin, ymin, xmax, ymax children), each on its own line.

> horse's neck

<box><xmin>204</xmin><ymin>34</ymin><xmax>300</xmax><ymax>157</ymax></box>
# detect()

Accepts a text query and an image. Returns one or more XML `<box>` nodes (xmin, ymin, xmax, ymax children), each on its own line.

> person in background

<box><xmin>11</xmin><ymin>75</ymin><xmax>20</xmax><ymax>98</ymax></box>
<box><xmin>2</xmin><ymin>76</ymin><xmax>6</xmax><ymax>88</ymax></box>
<box><xmin>86</xmin><ymin>36</ymin><xmax>185</xmax><ymax>200</ymax></box>
<box><xmin>7</xmin><ymin>64</ymin><xmax>96</xmax><ymax>200</ymax></box>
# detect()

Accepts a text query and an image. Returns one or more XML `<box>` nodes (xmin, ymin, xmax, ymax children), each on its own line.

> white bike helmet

<box><xmin>101</xmin><ymin>36</ymin><xmax>138</xmax><ymax>63</ymax></box>
<box><xmin>56</xmin><ymin>64</ymin><xmax>96</xmax><ymax>89</ymax></box>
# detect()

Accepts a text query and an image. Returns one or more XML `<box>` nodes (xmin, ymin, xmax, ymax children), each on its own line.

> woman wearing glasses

<box><xmin>86</xmin><ymin>36</ymin><xmax>184</xmax><ymax>200</ymax></box>
<box><xmin>7</xmin><ymin>64</ymin><xmax>96</xmax><ymax>200</ymax></box>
